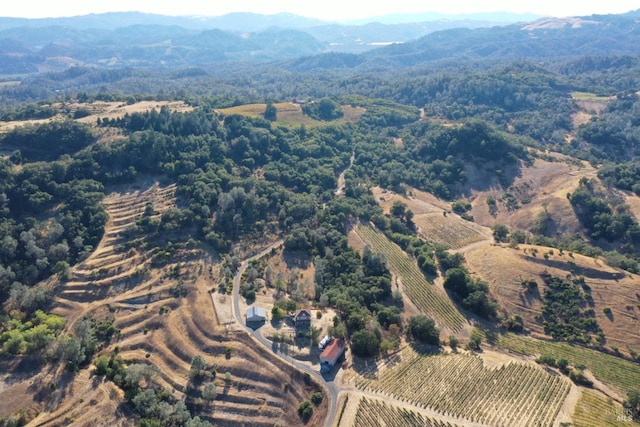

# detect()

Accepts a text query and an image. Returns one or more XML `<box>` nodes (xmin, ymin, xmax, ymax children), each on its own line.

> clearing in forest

<box><xmin>0</xmin><ymin>100</ymin><xmax>193</xmax><ymax>132</ymax></box>
<box><xmin>216</xmin><ymin>102</ymin><xmax>365</xmax><ymax>127</ymax></box>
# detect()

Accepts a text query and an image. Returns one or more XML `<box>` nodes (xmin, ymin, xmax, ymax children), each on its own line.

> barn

<box><xmin>319</xmin><ymin>338</ymin><xmax>345</xmax><ymax>372</ymax></box>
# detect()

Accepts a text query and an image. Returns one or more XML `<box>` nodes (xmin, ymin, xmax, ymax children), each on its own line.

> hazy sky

<box><xmin>1</xmin><ymin>0</ymin><xmax>636</xmax><ymax>21</ymax></box>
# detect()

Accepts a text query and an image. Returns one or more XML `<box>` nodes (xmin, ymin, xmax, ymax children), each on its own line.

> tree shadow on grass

<box><xmin>408</xmin><ymin>342</ymin><xmax>442</xmax><ymax>356</ymax></box>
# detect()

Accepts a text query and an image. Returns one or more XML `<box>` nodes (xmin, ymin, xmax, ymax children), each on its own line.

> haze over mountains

<box><xmin>0</xmin><ymin>9</ymin><xmax>639</xmax><ymax>74</ymax></box>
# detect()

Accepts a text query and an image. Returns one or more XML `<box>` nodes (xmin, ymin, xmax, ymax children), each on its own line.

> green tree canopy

<box><xmin>406</xmin><ymin>315</ymin><xmax>440</xmax><ymax>345</ymax></box>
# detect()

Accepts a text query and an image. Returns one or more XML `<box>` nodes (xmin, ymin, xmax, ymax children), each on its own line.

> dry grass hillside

<box><xmin>463</xmin><ymin>243</ymin><xmax>640</xmax><ymax>354</ymax></box>
<box><xmin>570</xmin><ymin>91</ymin><xmax>614</xmax><ymax>131</ymax></box>
<box><xmin>465</xmin><ymin>156</ymin><xmax>596</xmax><ymax>236</ymax></box>
<box><xmin>10</xmin><ymin>177</ymin><xmax>326</xmax><ymax>427</ymax></box>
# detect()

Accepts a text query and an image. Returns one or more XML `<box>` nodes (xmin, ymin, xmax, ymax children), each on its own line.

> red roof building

<box><xmin>319</xmin><ymin>338</ymin><xmax>345</xmax><ymax>370</ymax></box>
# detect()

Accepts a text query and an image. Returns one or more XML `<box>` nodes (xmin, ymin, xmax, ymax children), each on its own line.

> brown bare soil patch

<box><xmin>463</xmin><ymin>243</ymin><xmax>640</xmax><ymax>353</ymax></box>
<box><xmin>372</xmin><ymin>186</ymin><xmax>449</xmax><ymax>214</ymax></box>
<box><xmin>341</xmin><ymin>105</ymin><xmax>366</xmax><ymax>123</ymax></box>
<box><xmin>616</xmin><ymin>188</ymin><xmax>640</xmax><ymax>221</ymax></box>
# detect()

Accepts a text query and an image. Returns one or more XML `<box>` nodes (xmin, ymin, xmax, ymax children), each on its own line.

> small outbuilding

<box><xmin>246</xmin><ymin>306</ymin><xmax>266</xmax><ymax>323</ymax></box>
<box><xmin>319</xmin><ymin>338</ymin><xmax>345</xmax><ymax>373</ymax></box>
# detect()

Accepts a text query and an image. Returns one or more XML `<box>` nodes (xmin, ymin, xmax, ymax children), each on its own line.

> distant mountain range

<box><xmin>0</xmin><ymin>11</ymin><xmax>542</xmax><ymax>32</ymax></box>
<box><xmin>0</xmin><ymin>10</ymin><xmax>638</xmax><ymax>74</ymax></box>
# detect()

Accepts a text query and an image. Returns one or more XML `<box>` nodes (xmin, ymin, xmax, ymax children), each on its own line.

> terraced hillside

<box><xmin>36</xmin><ymin>180</ymin><xmax>325</xmax><ymax>427</ymax></box>
<box><xmin>52</xmin><ymin>182</ymin><xmax>179</xmax><ymax>325</ymax></box>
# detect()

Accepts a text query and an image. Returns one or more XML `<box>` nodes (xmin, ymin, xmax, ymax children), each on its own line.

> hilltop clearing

<box><xmin>0</xmin><ymin>100</ymin><xmax>192</xmax><ymax>132</ymax></box>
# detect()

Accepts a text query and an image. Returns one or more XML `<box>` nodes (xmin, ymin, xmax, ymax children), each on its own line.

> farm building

<box><xmin>246</xmin><ymin>306</ymin><xmax>266</xmax><ymax>323</ymax></box>
<box><xmin>293</xmin><ymin>309</ymin><xmax>312</xmax><ymax>330</ymax></box>
<box><xmin>320</xmin><ymin>338</ymin><xmax>345</xmax><ymax>373</ymax></box>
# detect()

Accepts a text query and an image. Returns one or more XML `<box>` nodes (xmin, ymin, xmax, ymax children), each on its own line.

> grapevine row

<box><xmin>417</xmin><ymin>214</ymin><xmax>488</xmax><ymax>249</ymax></box>
<box><xmin>356</xmin><ymin>349</ymin><xmax>571</xmax><ymax>426</ymax></box>
<box><xmin>572</xmin><ymin>389</ymin><xmax>636</xmax><ymax>427</ymax></box>
<box><xmin>353</xmin><ymin>397</ymin><xmax>463</xmax><ymax>427</ymax></box>
<box><xmin>356</xmin><ymin>225</ymin><xmax>466</xmax><ymax>331</ymax></box>
<box><xmin>498</xmin><ymin>333</ymin><xmax>640</xmax><ymax>394</ymax></box>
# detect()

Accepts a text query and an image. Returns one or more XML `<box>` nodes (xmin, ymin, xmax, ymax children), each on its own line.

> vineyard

<box><xmin>356</xmin><ymin>348</ymin><xmax>571</xmax><ymax>427</ymax></box>
<box><xmin>356</xmin><ymin>225</ymin><xmax>466</xmax><ymax>331</ymax></box>
<box><xmin>497</xmin><ymin>333</ymin><xmax>640</xmax><ymax>394</ymax></box>
<box><xmin>572</xmin><ymin>389</ymin><xmax>638</xmax><ymax>426</ymax></box>
<box><xmin>413</xmin><ymin>213</ymin><xmax>490</xmax><ymax>249</ymax></box>
<box><xmin>352</xmin><ymin>397</ymin><xmax>463</xmax><ymax>427</ymax></box>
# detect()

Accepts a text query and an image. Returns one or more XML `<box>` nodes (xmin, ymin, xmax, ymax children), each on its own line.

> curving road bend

<box><xmin>231</xmin><ymin>241</ymin><xmax>339</xmax><ymax>427</ymax></box>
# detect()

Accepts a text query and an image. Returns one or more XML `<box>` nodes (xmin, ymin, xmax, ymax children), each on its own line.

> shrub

<box><xmin>623</xmin><ymin>390</ymin><xmax>640</xmax><ymax>421</ymax></box>
<box><xmin>271</xmin><ymin>306</ymin><xmax>285</xmax><ymax>322</ymax></box>
<box><xmin>492</xmin><ymin>224</ymin><xmax>509</xmax><ymax>242</ymax></box>
<box><xmin>311</xmin><ymin>391</ymin><xmax>323</xmax><ymax>405</ymax></box>
<box><xmin>298</xmin><ymin>399</ymin><xmax>313</xmax><ymax>420</ymax></box>
<box><xmin>502</xmin><ymin>314</ymin><xmax>524</xmax><ymax>332</ymax></box>
<box><xmin>569</xmin><ymin>369</ymin><xmax>592</xmax><ymax>386</ymax></box>
<box><xmin>467</xmin><ymin>331</ymin><xmax>482</xmax><ymax>351</ymax></box>
<box><xmin>557</xmin><ymin>358</ymin><xmax>570</xmax><ymax>372</ymax></box>
<box><xmin>449</xmin><ymin>335</ymin><xmax>459</xmax><ymax>350</ymax></box>
<box><xmin>536</xmin><ymin>354</ymin><xmax>557</xmax><ymax>367</ymax></box>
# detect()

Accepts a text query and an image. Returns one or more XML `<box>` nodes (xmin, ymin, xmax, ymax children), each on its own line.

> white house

<box><xmin>246</xmin><ymin>306</ymin><xmax>266</xmax><ymax>323</ymax></box>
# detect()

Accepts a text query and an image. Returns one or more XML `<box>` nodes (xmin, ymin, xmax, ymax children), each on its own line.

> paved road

<box><xmin>231</xmin><ymin>241</ymin><xmax>339</xmax><ymax>427</ymax></box>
